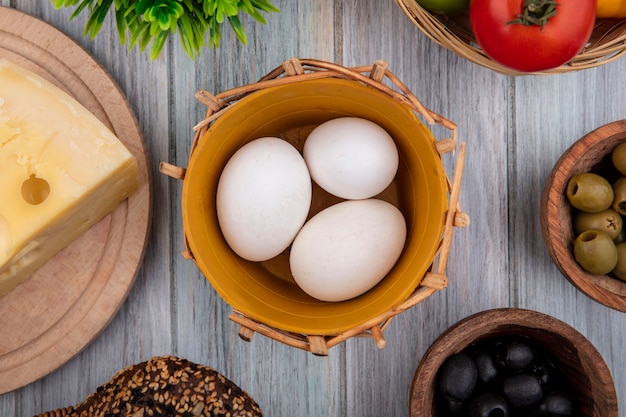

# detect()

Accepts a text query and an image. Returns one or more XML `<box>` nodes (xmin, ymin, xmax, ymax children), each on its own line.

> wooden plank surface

<box><xmin>0</xmin><ymin>1</ymin><xmax>624</xmax><ymax>416</ymax></box>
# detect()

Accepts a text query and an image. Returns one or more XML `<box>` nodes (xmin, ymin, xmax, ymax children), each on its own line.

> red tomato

<box><xmin>469</xmin><ymin>0</ymin><xmax>596</xmax><ymax>72</ymax></box>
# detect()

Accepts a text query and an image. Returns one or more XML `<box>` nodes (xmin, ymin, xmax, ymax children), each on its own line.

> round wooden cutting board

<box><xmin>0</xmin><ymin>7</ymin><xmax>151</xmax><ymax>394</ymax></box>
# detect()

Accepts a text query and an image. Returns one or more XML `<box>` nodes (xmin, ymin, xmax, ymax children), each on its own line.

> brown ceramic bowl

<box><xmin>541</xmin><ymin>120</ymin><xmax>626</xmax><ymax>312</ymax></box>
<box><xmin>410</xmin><ymin>308</ymin><xmax>618</xmax><ymax>417</ymax></box>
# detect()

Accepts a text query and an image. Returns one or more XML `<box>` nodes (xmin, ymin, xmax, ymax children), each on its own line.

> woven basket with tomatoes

<box><xmin>395</xmin><ymin>0</ymin><xmax>626</xmax><ymax>75</ymax></box>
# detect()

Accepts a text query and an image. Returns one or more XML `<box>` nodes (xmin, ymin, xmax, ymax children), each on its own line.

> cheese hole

<box><xmin>21</xmin><ymin>174</ymin><xmax>50</xmax><ymax>205</ymax></box>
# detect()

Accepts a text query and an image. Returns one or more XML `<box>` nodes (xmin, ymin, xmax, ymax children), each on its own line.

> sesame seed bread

<box><xmin>35</xmin><ymin>355</ymin><xmax>263</xmax><ymax>417</ymax></box>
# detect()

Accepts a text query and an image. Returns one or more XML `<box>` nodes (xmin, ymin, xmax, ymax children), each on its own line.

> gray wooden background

<box><xmin>1</xmin><ymin>1</ymin><xmax>625</xmax><ymax>416</ymax></box>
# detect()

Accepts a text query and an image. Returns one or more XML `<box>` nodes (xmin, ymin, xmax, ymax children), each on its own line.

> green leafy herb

<box><xmin>50</xmin><ymin>0</ymin><xmax>279</xmax><ymax>60</ymax></box>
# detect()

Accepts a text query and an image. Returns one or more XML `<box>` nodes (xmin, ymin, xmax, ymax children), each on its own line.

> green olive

<box><xmin>613</xmin><ymin>242</ymin><xmax>626</xmax><ymax>281</ymax></box>
<box><xmin>612</xmin><ymin>142</ymin><xmax>626</xmax><ymax>176</ymax></box>
<box><xmin>573</xmin><ymin>208</ymin><xmax>623</xmax><ymax>240</ymax></box>
<box><xmin>574</xmin><ymin>230</ymin><xmax>618</xmax><ymax>275</ymax></box>
<box><xmin>614</xmin><ymin>226</ymin><xmax>626</xmax><ymax>244</ymax></box>
<box><xmin>612</xmin><ymin>177</ymin><xmax>626</xmax><ymax>215</ymax></box>
<box><xmin>566</xmin><ymin>173</ymin><xmax>614</xmax><ymax>213</ymax></box>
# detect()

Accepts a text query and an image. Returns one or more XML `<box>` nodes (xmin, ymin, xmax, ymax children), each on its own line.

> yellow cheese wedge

<box><xmin>0</xmin><ymin>59</ymin><xmax>139</xmax><ymax>297</ymax></box>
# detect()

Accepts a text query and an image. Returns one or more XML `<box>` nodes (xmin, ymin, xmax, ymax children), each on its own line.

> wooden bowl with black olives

<box><xmin>541</xmin><ymin>120</ymin><xmax>626</xmax><ymax>312</ymax></box>
<box><xmin>410</xmin><ymin>308</ymin><xmax>617</xmax><ymax>417</ymax></box>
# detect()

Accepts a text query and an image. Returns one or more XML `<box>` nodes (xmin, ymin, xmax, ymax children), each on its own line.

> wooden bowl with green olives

<box><xmin>541</xmin><ymin>120</ymin><xmax>626</xmax><ymax>313</ymax></box>
<box><xmin>409</xmin><ymin>308</ymin><xmax>618</xmax><ymax>417</ymax></box>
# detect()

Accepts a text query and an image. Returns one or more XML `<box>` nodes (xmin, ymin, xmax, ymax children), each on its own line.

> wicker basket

<box><xmin>161</xmin><ymin>58</ymin><xmax>469</xmax><ymax>355</ymax></box>
<box><xmin>395</xmin><ymin>0</ymin><xmax>626</xmax><ymax>75</ymax></box>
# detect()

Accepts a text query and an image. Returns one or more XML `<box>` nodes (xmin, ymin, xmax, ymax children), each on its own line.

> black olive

<box><xmin>502</xmin><ymin>373</ymin><xmax>543</xmax><ymax>408</ymax></box>
<box><xmin>468</xmin><ymin>392</ymin><xmax>509</xmax><ymax>417</ymax></box>
<box><xmin>494</xmin><ymin>339</ymin><xmax>535</xmax><ymax>371</ymax></box>
<box><xmin>468</xmin><ymin>345</ymin><xmax>499</xmax><ymax>385</ymax></box>
<box><xmin>437</xmin><ymin>397</ymin><xmax>465</xmax><ymax>416</ymax></box>
<box><xmin>437</xmin><ymin>352</ymin><xmax>478</xmax><ymax>401</ymax></box>
<box><xmin>531</xmin><ymin>358</ymin><xmax>558</xmax><ymax>390</ymax></box>
<box><xmin>537</xmin><ymin>391</ymin><xmax>575</xmax><ymax>416</ymax></box>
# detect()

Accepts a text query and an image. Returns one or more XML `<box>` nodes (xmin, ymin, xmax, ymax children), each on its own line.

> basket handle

<box><xmin>159</xmin><ymin>161</ymin><xmax>186</xmax><ymax>180</ymax></box>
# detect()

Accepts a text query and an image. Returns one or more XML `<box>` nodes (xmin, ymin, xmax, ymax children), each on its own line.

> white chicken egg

<box><xmin>216</xmin><ymin>137</ymin><xmax>312</xmax><ymax>262</ymax></box>
<box><xmin>303</xmin><ymin>117</ymin><xmax>399</xmax><ymax>200</ymax></box>
<box><xmin>289</xmin><ymin>198</ymin><xmax>406</xmax><ymax>302</ymax></box>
